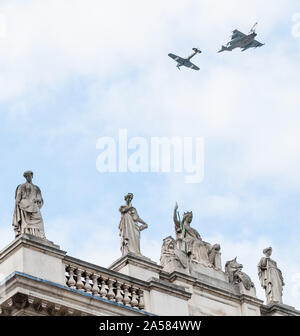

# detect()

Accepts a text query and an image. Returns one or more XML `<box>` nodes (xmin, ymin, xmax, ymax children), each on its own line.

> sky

<box><xmin>0</xmin><ymin>0</ymin><xmax>300</xmax><ymax>309</ymax></box>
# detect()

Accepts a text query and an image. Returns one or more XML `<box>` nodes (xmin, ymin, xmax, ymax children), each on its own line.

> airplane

<box><xmin>168</xmin><ymin>48</ymin><xmax>201</xmax><ymax>71</ymax></box>
<box><xmin>218</xmin><ymin>23</ymin><xmax>264</xmax><ymax>53</ymax></box>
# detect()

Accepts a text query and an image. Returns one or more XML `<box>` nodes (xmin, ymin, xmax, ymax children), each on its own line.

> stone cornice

<box><xmin>261</xmin><ymin>302</ymin><xmax>300</xmax><ymax>316</ymax></box>
<box><xmin>147</xmin><ymin>277</ymin><xmax>192</xmax><ymax>300</ymax></box>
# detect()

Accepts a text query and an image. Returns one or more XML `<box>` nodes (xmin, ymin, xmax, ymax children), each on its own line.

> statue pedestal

<box><xmin>108</xmin><ymin>253</ymin><xmax>191</xmax><ymax>315</ymax></box>
<box><xmin>0</xmin><ymin>234</ymin><xmax>66</xmax><ymax>286</ymax></box>
<box><xmin>108</xmin><ymin>253</ymin><xmax>162</xmax><ymax>282</ymax></box>
<box><xmin>237</xmin><ymin>282</ymin><xmax>257</xmax><ymax>298</ymax></box>
<box><xmin>189</xmin><ymin>262</ymin><xmax>228</xmax><ymax>282</ymax></box>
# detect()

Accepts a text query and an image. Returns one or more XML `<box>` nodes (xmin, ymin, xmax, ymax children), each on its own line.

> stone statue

<box><xmin>12</xmin><ymin>171</ymin><xmax>46</xmax><ymax>239</ymax></box>
<box><xmin>225</xmin><ymin>257</ymin><xmax>254</xmax><ymax>291</ymax></box>
<box><xmin>258</xmin><ymin>247</ymin><xmax>284</xmax><ymax>305</ymax></box>
<box><xmin>119</xmin><ymin>193</ymin><xmax>148</xmax><ymax>256</ymax></box>
<box><xmin>207</xmin><ymin>243</ymin><xmax>222</xmax><ymax>270</ymax></box>
<box><xmin>173</xmin><ymin>202</ymin><xmax>212</xmax><ymax>267</ymax></box>
<box><xmin>160</xmin><ymin>236</ymin><xmax>188</xmax><ymax>273</ymax></box>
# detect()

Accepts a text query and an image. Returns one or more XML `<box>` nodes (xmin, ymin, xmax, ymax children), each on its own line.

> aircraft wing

<box><xmin>184</xmin><ymin>61</ymin><xmax>200</xmax><ymax>71</ymax></box>
<box><xmin>242</xmin><ymin>39</ymin><xmax>264</xmax><ymax>51</ymax></box>
<box><xmin>231</xmin><ymin>29</ymin><xmax>246</xmax><ymax>40</ymax></box>
<box><xmin>168</xmin><ymin>53</ymin><xmax>185</xmax><ymax>63</ymax></box>
<box><xmin>250</xmin><ymin>39</ymin><xmax>264</xmax><ymax>47</ymax></box>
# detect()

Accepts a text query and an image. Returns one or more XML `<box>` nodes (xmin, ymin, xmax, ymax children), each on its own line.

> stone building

<box><xmin>0</xmin><ymin>175</ymin><xmax>299</xmax><ymax>316</ymax></box>
<box><xmin>0</xmin><ymin>234</ymin><xmax>299</xmax><ymax>316</ymax></box>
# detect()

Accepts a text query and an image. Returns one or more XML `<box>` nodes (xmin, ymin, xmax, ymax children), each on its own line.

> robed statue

<box><xmin>258</xmin><ymin>247</ymin><xmax>284</xmax><ymax>305</ymax></box>
<box><xmin>119</xmin><ymin>193</ymin><xmax>148</xmax><ymax>256</ymax></box>
<box><xmin>12</xmin><ymin>171</ymin><xmax>46</xmax><ymax>239</ymax></box>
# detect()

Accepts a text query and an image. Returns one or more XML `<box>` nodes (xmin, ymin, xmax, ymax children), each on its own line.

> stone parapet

<box><xmin>0</xmin><ymin>235</ymin><xmax>298</xmax><ymax>316</ymax></box>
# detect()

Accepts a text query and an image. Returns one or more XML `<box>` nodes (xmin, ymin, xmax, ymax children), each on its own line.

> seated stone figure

<box><xmin>173</xmin><ymin>203</ymin><xmax>212</xmax><ymax>267</ymax></box>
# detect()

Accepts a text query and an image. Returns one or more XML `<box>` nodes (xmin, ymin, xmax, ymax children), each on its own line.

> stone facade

<box><xmin>0</xmin><ymin>183</ymin><xmax>299</xmax><ymax>316</ymax></box>
<box><xmin>0</xmin><ymin>234</ymin><xmax>299</xmax><ymax>316</ymax></box>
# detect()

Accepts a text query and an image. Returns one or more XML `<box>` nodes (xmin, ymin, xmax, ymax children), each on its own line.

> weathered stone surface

<box><xmin>0</xmin><ymin>235</ymin><xmax>299</xmax><ymax>316</ymax></box>
<box><xmin>162</xmin><ymin>270</ymin><xmax>263</xmax><ymax>316</ymax></box>
<box><xmin>0</xmin><ymin>234</ymin><xmax>66</xmax><ymax>285</ymax></box>
<box><xmin>189</xmin><ymin>262</ymin><xmax>228</xmax><ymax>282</ymax></box>
<box><xmin>109</xmin><ymin>252</ymin><xmax>162</xmax><ymax>282</ymax></box>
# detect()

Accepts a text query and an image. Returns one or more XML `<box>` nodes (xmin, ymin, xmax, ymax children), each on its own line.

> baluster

<box><xmin>131</xmin><ymin>287</ymin><xmax>138</xmax><ymax>308</ymax></box>
<box><xmin>100</xmin><ymin>276</ymin><xmax>108</xmax><ymax>299</ymax></box>
<box><xmin>122</xmin><ymin>284</ymin><xmax>131</xmax><ymax>307</ymax></box>
<box><xmin>138</xmin><ymin>289</ymin><xmax>145</xmax><ymax>310</ymax></box>
<box><xmin>107</xmin><ymin>279</ymin><xmax>116</xmax><ymax>301</ymax></box>
<box><xmin>67</xmin><ymin>266</ymin><xmax>76</xmax><ymax>289</ymax></box>
<box><xmin>65</xmin><ymin>266</ymin><xmax>69</xmax><ymax>285</ymax></box>
<box><xmin>115</xmin><ymin>281</ymin><xmax>123</xmax><ymax>304</ymax></box>
<box><xmin>92</xmin><ymin>274</ymin><xmax>100</xmax><ymax>296</ymax></box>
<box><xmin>84</xmin><ymin>271</ymin><xmax>92</xmax><ymax>293</ymax></box>
<box><xmin>76</xmin><ymin>268</ymin><xmax>84</xmax><ymax>291</ymax></box>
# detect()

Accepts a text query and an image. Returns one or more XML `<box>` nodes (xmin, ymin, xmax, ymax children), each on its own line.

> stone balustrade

<box><xmin>64</xmin><ymin>263</ymin><xmax>145</xmax><ymax>310</ymax></box>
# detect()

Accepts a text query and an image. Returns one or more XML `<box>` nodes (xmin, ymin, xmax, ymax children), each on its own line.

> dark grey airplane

<box><xmin>168</xmin><ymin>48</ymin><xmax>201</xmax><ymax>70</ymax></box>
<box><xmin>218</xmin><ymin>23</ymin><xmax>264</xmax><ymax>53</ymax></box>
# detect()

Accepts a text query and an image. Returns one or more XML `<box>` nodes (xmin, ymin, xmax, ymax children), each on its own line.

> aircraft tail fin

<box><xmin>192</xmin><ymin>48</ymin><xmax>202</xmax><ymax>53</ymax></box>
